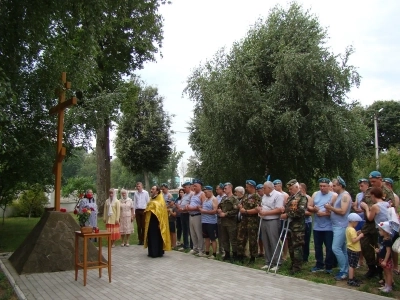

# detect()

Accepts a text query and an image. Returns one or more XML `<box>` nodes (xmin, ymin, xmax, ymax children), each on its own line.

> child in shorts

<box><xmin>376</xmin><ymin>221</ymin><xmax>394</xmax><ymax>293</ymax></box>
<box><xmin>346</xmin><ymin>213</ymin><xmax>364</xmax><ymax>287</ymax></box>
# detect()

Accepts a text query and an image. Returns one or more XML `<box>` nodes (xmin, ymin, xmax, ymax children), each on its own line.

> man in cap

<box><xmin>186</xmin><ymin>179</ymin><xmax>206</xmax><ymax>256</ymax></box>
<box><xmin>324</xmin><ymin>176</ymin><xmax>352</xmax><ymax>281</ymax></box>
<box><xmin>237</xmin><ymin>180</ymin><xmax>262</xmax><ymax>264</ymax></box>
<box><xmin>360</xmin><ymin>171</ymin><xmax>394</xmax><ymax>278</ymax></box>
<box><xmin>216</xmin><ymin>183</ymin><xmax>226</xmax><ymax>256</ymax></box>
<box><xmin>274</xmin><ymin>179</ymin><xmax>290</xmax><ymax>260</ymax></box>
<box><xmin>280</xmin><ymin>179</ymin><xmax>308</xmax><ymax>274</ymax></box>
<box><xmin>217</xmin><ymin>182</ymin><xmax>239</xmax><ymax>261</ymax></box>
<box><xmin>256</xmin><ymin>183</ymin><xmax>265</xmax><ymax>257</ymax></box>
<box><xmin>176</xmin><ymin>181</ymin><xmax>192</xmax><ymax>251</ymax></box>
<box><xmin>307</xmin><ymin>178</ymin><xmax>335</xmax><ymax>274</ymax></box>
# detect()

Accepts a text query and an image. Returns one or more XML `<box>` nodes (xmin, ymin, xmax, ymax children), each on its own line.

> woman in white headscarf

<box><xmin>119</xmin><ymin>189</ymin><xmax>134</xmax><ymax>246</ymax></box>
<box><xmin>103</xmin><ymin>188</ymin><xmax>121</xmax><ymax>247</ymax></box>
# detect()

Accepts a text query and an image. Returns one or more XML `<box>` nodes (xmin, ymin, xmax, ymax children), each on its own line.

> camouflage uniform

<box><xmin>218</xmin><ymin>195</ymin><xmax>239</xmax><ymax>257</ymax></box>
<box><xmin>361</xmin><ymin>185</ymin><xmax>394</xmax><ymax>266</ymax></box>
<box><xmin>285</xmin><ymin>191</ymin><xmax>308</xmax><ymax>272</ymax></box>
<box><xmin>237</xmin><ymin>193</ymin><xmax>261</xmax><ymax>259</ymax></box>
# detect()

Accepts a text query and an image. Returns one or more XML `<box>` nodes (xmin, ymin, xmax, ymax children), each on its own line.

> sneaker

<box><xmin>189</xmin><ymin>249</ymin><xmax>197</xmax><ymax>255</ymax></box>
<box><xmin>260</xmin><ymin>265</ymin><xmax>269</xmax><ymax>270</ymax></box>
<box><xmin>347</xmin><ymin>279</ymin><xmax>360</xmax><ymax>287</ymax></box>
<box><xmin>208</xmin><ymin>255</ymin><xmax>216</xmax><ymax>259</ymax></box>
<box><xmin>197</xmin><ymin>252</ymin><xmax>208</xmax><ymax>257</ymax></box>
<box><xmin>335</xmin><ymin>272</ymin><xmax>348</xmax><ymax>281</ymax></box>
<box><xmin>270</xmin><ymin>266</ymin><xmax>279</xmax><ymax>271</ymax></box>
<box><xmin>121</xmin><ymin>244</ymin><xmax>125</xmax><ymax>247</ymax></box>
<box><xmin>325</xmin><ymin>269</ymin><xmax>333</xmax><ymax>274</ymax></box>
<box><xmin>311</xmin><ymin>266</ymin><xmax>324</xmax><ymax>272</ymax></box>
<box><xmin>125</xmin><ymin>244</ymin><xmax>130</xmax><ymax>247</ymax></box>
<box><xmin>177</xmin><ymin>247</ymin><xmax>185</xmax><ymax>251</ymax></box>
<box><xmin>381</xmin><ymin>286</ymin><xmax>392</xmax><ymax>293</ymax></box>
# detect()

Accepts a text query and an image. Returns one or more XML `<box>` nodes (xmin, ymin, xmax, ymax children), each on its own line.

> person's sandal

<box><xmin>347</xmin><ymin>279</ymin><xmax>360</xmax><ymax>287</ymax></box>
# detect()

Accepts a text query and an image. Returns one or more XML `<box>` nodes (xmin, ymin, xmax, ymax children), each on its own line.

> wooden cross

<box><xmin>49</xmin><ymin>72</ymin><xmax>77</xmax><ymax>211</ymax></box>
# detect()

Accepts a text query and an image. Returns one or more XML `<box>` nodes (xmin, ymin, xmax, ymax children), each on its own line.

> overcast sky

<box><xmin>112</xmin><ymin>0</ymin><xmax>400</xmax><ymax>166</ymax></box>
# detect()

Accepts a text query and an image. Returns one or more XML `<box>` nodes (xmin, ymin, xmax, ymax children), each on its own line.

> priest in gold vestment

<box><xmin>144</xmin><ymin>185</ymin><xmax>171</xmax><ymax>257</ymax></box>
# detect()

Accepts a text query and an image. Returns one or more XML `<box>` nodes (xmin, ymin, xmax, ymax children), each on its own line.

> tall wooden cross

<box><xmin>49</xmin><ymin>72</ymin><xmax>77</xmax><ymax>211</ymax></box>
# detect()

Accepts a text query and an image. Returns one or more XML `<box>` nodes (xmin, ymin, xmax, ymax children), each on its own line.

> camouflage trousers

<box><xmin>221</xmin><ymin>224</ymin><xmax>237</xmax><ymax>254</ymax></box>
<box><xmin>288</xmin><ymin>230</ymin><xmax>305</xmax><ymax>271</ymax></box>
<box><xmin>361</xmin><ymin>221</ymin><xmax>379</xmax><ymax>265</ymax></box>
<box><xmin>237</xmin><ymin>217</ymin><xmax>259</xmax><ymax>257</ymax></box>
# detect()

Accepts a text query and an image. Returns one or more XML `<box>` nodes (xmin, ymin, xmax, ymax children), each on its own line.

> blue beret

<box><xmin>384</xmin><ymin>178</ymin><xmax>394</xmax><ymax>185</ymax></box>
<box><xmin>369</xmin><ymin>171</ymin><xmax>382</xmax><ymax>179</ymax></box>
<box><xmin>218</xmin><ymin>183</ymin><xmax>224</xmax><ymax>189</ymax></box>
<box><xmin>256</xmin><ymin>184</ymin><xmax>263</xmax><ymax>190</ymax></box>
<box><xmin>246</xmin><ymin>180</ymin><xmax>256</xmax><ymax>187</ymax></box>
<box><xmin>337</xmin><ymin>176</ymin><xmax>346</xmax><ymax>187</ymax></box>
<box><xmin>358</xmin><ymin>178</ymin><xmax>368</xmax><ymax>184</ymax></box>
<box><xmin>192</xmin><ymin>179</ymin><xmax>203</xmax><ymax>185</ymax></box>
<box><xmin>272</xmin><ymin>179</ymin><xmax>282</xmax><ymax>185</ymax></box>
<box><xmin>318</xmin><ymin>178</ymin><xmax>331</xmax><ymax>184</ymax></box>
<box><xmin>223</xmin><ymin>182</ymin><xmax>232</xmax><ymax>187</ymax></box>
<box><xmin>182</xmin><ymin>181</ymin><xmax>191</xmax><ymax>187</ymax></box>
<box><xmin>161</xmin><ymin>183</ymin><xmax>168</xmax><ymax>188</ymax></box>
<box><xmin>203</xmin><ymin>185</ymin><xmax>213</xmax><ymax>191</ymax></box>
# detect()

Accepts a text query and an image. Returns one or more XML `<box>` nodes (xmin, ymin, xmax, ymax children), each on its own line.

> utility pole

<box><xmin>374</xmin><ymin>108</ymin><xmax>384</xmax><ymax>170</ymax></box>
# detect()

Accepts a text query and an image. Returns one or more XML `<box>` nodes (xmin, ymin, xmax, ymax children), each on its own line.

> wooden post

<box><xmin>49</xmin><ymin>72</ymin><xmax>77</xmax><ymax>211</ymax></box>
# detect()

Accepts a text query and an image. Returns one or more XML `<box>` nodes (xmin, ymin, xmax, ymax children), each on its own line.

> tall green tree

<box><xmin>184</xmin><ymin>3</ymin><xmax>368</xmax><ymax>187</ymax></box>
<box><xmin>0</xmin><ymin>1</ymin><xmax>169</xmax><ymax>212</ymax></box>
<box><xmin>115</xmin><ymin>81</ymin><xmax>173</xmax><ymax>189</ymax></box>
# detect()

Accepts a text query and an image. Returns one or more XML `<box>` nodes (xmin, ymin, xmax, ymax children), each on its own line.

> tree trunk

<box><xmin>143</xmin><ymin>170</ymin><xmax>150</xmax><ymax>192</ymax></box>
<box><xmin>96</xmin><ymin>121</ymin><xmax>111</xmax><ymax>216</ymax></box>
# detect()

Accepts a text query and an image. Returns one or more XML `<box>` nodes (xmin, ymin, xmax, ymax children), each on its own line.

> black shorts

<box><xmin>347</xmin><ymin>249</ymin><xmax>360</xmax><ymax>268</ymax></box>
<box><xmin>169</xmin><ymin>221</ymin><xmax>176</xmax><ymax>233</ymax></box>
<box><xmin>202</xmin><ymin>223</ymin><xmax>217</xmax><ymax>241</ymax></box>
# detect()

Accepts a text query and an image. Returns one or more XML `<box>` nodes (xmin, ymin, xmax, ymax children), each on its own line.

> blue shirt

<box><xmin>189</xmin><ymin>192</ymin><xmax>202</xmax><ymax>215</ymax></box>
<box><xmin>201</xmin><ymin>197</ymin><xmax>217</xmax><ymax>224</ymax></box>
<box><xmin>313</xmin><ymin>191</ymin><xmax>333</xmax><ymax>231</ymax></box>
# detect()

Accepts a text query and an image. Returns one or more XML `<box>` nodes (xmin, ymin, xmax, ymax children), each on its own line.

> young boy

<box><xmin>346</xmin><ymin>213</ymin><xmax>364</xmax><ymax>286</ymax></box>
<box><xmin>376</xmin><ymin>221</ymin><xmax>394</xmax><ymax>293</ymax></box>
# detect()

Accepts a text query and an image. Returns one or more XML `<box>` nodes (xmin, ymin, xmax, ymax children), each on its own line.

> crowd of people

<box><xmin>77</xmin><ymin>171</ymin><xmax>399</xmax><ymax>293</ymax></box>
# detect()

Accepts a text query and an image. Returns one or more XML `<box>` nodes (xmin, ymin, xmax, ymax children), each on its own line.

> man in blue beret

<box><xmin>176</xmin><ymin>181</ymin><xmax>193</xmax><ymax>251</ymax></box>
<box><xmin>215</xmin><ymin>183</ymin><xmax>226</xmax><ymax>256</ymax></box>
<box><xmin>217</xmin><ymin>182</ymin><xmax>239</xmax><ymax>261</ymax></box>
<box><xmin>308</xmin><ymin>178</ymin><xmax>335</xmax><ymax>274</ymax></box>
<box><xmin>186</xmin><ymin>179</ymin><xmax>206</xmax><ymax>256</ymax></box>
<box><xmin>359</xmin><ymin>171</ymin><xmax>395</xmax><ymax>278</ymax></box>
<box><xmin>324</xmin><ymin>176</ymin><xmax>351</xmax><ymax>281</ymax></box>
<box><xmin>237</xmin><ymin>180</ymin><xmax>261</xmax><ymax>264</ymax></box>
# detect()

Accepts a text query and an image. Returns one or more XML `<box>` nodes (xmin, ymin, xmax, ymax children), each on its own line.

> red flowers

<box><xmin>73</xmin><ymin>209</ymin><xmax>78</xmax><ymax>215</ymax></box>
<box><xmin>90</xmin><ymin>207</ymin><xmax>95</xmax><ymax>211</ymax></box>
<box><xmin>82</xmin><ymin>208</ymin><xmax>87</xmax><ymax>213</ymax></box>
<box><xmin>60</xmin><ymin>208</ymin><xmax>67</xmax><ymax>213</ymax></box>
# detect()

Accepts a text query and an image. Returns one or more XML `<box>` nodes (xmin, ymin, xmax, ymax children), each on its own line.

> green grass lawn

<box><xmin>0</xmin><ymin>270</ymin><xmax>17</xmax><ymax>300</ymax></box>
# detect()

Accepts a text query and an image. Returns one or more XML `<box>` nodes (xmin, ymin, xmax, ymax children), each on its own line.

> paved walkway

<box><xmin>1</xmin><ymin>246</ymin><xmax>389</xmax><ymax>300</ymax></box>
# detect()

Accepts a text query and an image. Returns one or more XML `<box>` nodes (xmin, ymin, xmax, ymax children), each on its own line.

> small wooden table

<box><xmin>74</xmin><ymin>230</ymin><xmax>112</xmax><ymax>286</ymax></box>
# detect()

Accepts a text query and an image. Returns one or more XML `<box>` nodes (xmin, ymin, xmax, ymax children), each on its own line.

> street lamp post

<box><xmin>374</xmin><ymin>108</ymin><xmax>384</xmax><ymax>170</ymax></box>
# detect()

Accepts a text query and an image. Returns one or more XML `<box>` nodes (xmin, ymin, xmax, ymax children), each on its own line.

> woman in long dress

<box><xmin>120</xmin><ymin>189</ymin><xmax>134</xmax><ymax>246</ymax></box>
<box><xmin>103</xmin><ymin>188</ymin><xmax>121</xmax><ymax>247</ymax></box>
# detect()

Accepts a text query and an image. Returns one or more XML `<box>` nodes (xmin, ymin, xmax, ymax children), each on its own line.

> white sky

<box><xmin>111</xmin><ymin>0</ymin><xmax>400</xmax><ymax>166</ymax></box>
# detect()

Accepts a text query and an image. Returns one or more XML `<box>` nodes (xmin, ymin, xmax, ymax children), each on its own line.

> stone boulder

<box><xmin>9</xmin><ymin>211</ymin><xmax>105</xmax><ymax>274</ymax></box>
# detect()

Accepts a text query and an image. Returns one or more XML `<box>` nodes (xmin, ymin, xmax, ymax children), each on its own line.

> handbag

<box><xmin>392</xmin><ymin>237</ymin><xmax>400</xmax><ymax>253</ymax></box>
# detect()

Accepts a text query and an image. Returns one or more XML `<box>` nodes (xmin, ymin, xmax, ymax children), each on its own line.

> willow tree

<box><xmin>185</xmin><ymin>2</ymin><xmax>368</xmax><ymax>187</ymax></box>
